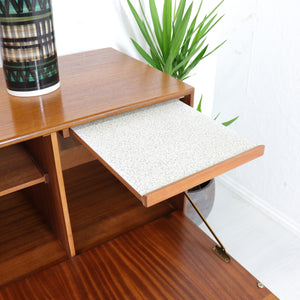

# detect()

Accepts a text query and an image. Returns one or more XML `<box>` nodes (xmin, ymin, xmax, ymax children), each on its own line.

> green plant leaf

<box><xmin>149</xmin><ymin>0</ymin><xmax>163</xmax><ymax>50</ymax></box>
<box><xmin>150</xmin><ymin>48</ymin><xmax>163</xmax><ymax>71</ymax></box>
<box><xmin>202</xmin><ymin>40</ymin><xmax>226</xmax><ymax>59</ymax></box>
<box><xmin>189</xmin><ymin>1</ymin><xmax>224</xmax><ymax>52</ymax></box>
<box><xmin>197</xmin><ymin>95</ymin><xmax>203</xmax><ymax>112</ymax></box>
<box><xmin>198</xmin><ymin>14</ymin><xmax>218</xmax><ymax>40</ymax></box>
<box><xmin>169</xmin><ymin>3</ymin><xmax>193</xmax><ymax>61</ymax></box>
<box><xmin>127</xmin><ymin>0</ymin><xmax>162</xmax><ymax>66</ymax></box>
<box><xmin>131</xmin><ymin>39</ymin><xmax>161</xmax><ymax>69</ymax></box>
<box><xmin>201</xmin><ymin>15</ymin><xmax>225</xmax><ymax>41</ymax></box>
<box><xmin>214</xmin><ymin>112</ymin><xmax>220</xmax><ymax>120</ymax></box>
<box><xmin>180</xmin><ymin>45</ymin><xmax>208</xmax><ymax>80</ymax></box>
<box><xmin>189</xmin><ymin>14</ymin><xmax>210</xmax><ymax>49</ymax></box>
<box><xmin>172</xmin><ymin>39</ymin><xmax>206</xmax><ymax>74</ymax></box>
<box><xmin>222</xmin><ymin>116</ymin><xmax>239</xmax><ymax>126</ymax></box>
<box><xmin>181</xmin><ymin>0</ymin><xmax>202</xmax><ymax>56</ymax></box>
<box><xmin>138</xmin><ymin>0</ymin><xmax>162</xmax><ymax>60</ymax></box>
<box><xmin>206</xmin><ymin>0</ymin><xmax>224</xmax><ymax>20</ymax></box>
<box><xmin>127</xmin><ymin>0</ymin><xmax>235</xmax><ymax>127</ymax></box>
<box><xmin>128</xmin><ymin>0</ymin><xmax>225</xmax><ymax>82</ymax></box>
<box><xmin>173</xmin><ymin>0</ymin><xmax>186</xmax><ymax>37</ymax></box>
<box><xmin>167</xmin><ymin>3</ymin><xmax>193</xmax><ymax>76</ymax></box>
<box><xmin>162</xmin><ymin>0</ymin><xmax>172</xmax><ymax>59</ymax></box>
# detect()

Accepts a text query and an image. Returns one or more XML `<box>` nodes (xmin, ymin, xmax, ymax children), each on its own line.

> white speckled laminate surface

<box><xmin>72</xmin><ymin>100</ymin><xmax>256</xmax><ymax>196</ymax></box>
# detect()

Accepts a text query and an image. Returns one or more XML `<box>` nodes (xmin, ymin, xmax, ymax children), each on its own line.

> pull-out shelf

<box><xmin>71</xmin><ymin>99</ymin><xmax>264</xmax><ymax>207</ymax></box>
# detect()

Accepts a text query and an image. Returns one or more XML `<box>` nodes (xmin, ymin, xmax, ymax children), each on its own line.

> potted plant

<box><xmin>127</xmin><ymin>0</ymin><xmax>237</xmax><ymax>222</ymax></box>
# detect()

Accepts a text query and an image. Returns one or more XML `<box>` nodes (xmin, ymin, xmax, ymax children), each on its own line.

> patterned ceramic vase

<box><xmin>0</xmin><ymin>0</ymin><xmax>60</xmax><ymax>97</ymax></box>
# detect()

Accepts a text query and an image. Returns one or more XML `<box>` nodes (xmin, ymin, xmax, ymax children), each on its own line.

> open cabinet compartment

<box><xmin>0</xmin><ymin>141</ymin><xmax>67</xmax><ymax>286</ymax></box>
<box><xmin>0</xmin><ymin>190</ymin><xmax>67</xmax><ymax>286</ymax></box>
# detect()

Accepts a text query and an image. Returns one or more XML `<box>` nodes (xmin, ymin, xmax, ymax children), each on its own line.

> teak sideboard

<box><xmin>0</xmin><ymin>48</ymin><xmax>276</xmax><ymax>299</ymax></box>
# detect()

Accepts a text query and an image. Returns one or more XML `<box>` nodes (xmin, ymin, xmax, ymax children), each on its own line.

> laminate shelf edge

<box><xmin>0</xmin><ymin>144</ymin><xmax>45</xmax><ymax>197</ymax></box>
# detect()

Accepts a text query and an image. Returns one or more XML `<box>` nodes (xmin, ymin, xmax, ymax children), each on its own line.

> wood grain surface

<box><xmin>0</xmin><ymin>212</ymin><xmax>277</xmax><ymax>299</ymax></box>
<box><xmin>63</xmin><ymin>160</ymin><xmax>175</xmax><ymax>253</ymax></box>
<box><xmin>0</xmin><ymin>48</ymin><xmax>194</xmax><ymax>148</ymax></box>
<box><xmin>0</xmin><ymin>144</ymin><xmax>45</xmax><ymax>196</ymax></box>
<box><xmin>0</xmin><ymin>191</ymin><xmax>66</xmax><ymax>286</ymax></box>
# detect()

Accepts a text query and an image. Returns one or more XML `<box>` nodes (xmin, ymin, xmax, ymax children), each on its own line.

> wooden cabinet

<box><xmin>0</xmin><ymin>48</ymin><xmax>277</xmax><ymax>299</ymax></box>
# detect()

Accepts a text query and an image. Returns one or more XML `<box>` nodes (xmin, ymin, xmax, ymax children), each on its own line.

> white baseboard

<box><xmin>217</xmin><ymin>175</ymin><xmax>300</xmax><ymax>238</ymax></box>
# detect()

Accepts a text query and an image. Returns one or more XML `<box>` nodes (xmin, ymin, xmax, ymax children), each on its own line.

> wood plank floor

<box><xmin>0</xmin><ymin>212</ymin><xmax>276</xmax><ymax>300</ymax></box>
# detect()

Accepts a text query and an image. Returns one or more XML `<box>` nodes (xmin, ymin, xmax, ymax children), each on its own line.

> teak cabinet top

<box><xmin>0</xmin><ymin>48</ymin><xmax>194</xmax><ymax>148</ymax></box>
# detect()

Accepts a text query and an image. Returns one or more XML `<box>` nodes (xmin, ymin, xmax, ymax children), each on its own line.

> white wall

<box><xmin>51</xmin><ymin>0</ymin><xmax>137</xmax><ymax>59</ymax></box>
<box><xmin>213</xmin><ymin>0</ymin><xmax>300</xmax><ymax>234</ymax></box>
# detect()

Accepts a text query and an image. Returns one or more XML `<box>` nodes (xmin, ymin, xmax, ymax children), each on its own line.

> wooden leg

<box><xmin>25</xmin><ymin>133</ymin><xmax>75</xmax><ymax>257</ymax></box>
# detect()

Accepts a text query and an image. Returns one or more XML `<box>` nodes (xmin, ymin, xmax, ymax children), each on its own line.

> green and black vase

<box><xmin>0</xmin><ymin>0</ymin><xmax>60</xmax><ymax>96</ymax></box>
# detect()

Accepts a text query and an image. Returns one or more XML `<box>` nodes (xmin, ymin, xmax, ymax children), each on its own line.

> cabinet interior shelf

<box><xmin>0</xmin><ymin>144</ymin><xmax>45</xmax><ymax>197</ymax></box>
<box><xmin>0</xmin><ymin>191</ymin><xmax>67</xmax><ymax>286</ymax></box>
